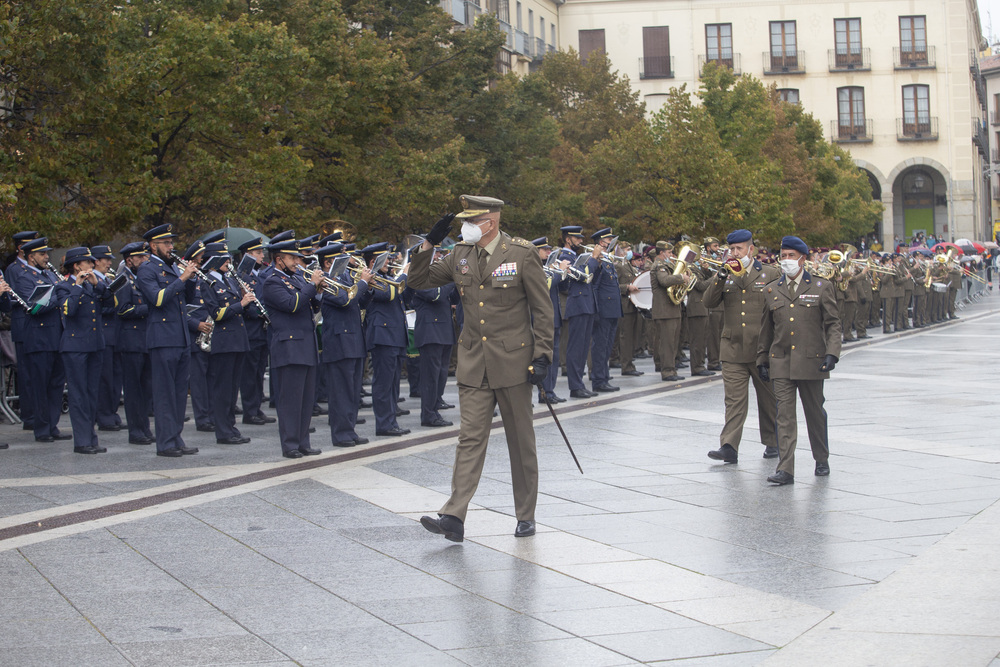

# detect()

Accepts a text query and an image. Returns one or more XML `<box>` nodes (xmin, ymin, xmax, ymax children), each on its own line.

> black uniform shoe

<box><xmin>593</xmin><ymin>383</ymin><xmax>620</xmax><ymax>393</ymax></box>
<box><xmin>546</xmin><ymin>393</ymin><xmax>567</xmax><ymax>403</ymax></box>
<box><xmin>420</xmin><ymin>514</ymin><xmax>464</xmax><ymax>542</ymax></box>
<box><xmin>234</xmin><ymin>406</ymin><xmax>243</xmax><ymax>415</ymax></box>
<box><xmin>661</xmin><ymin>375</ymin><xmax>683</xmax><ymax>382</ymax></box>
<box><xmin>707</xmin><ymin>364</ymin><xmax>723</xmax><ymax>371</ymax></box>
<box><xmin>52</xmin><ymin>433</ymin><xmax>72</xmax><ymax>441</ymax></box>
<box><xmin>216</xmin><ymin>436</ymin><xmax>250</xmax><ymax>445</ymax></box>
<box><xmin>621</xmin><ymin>369</ymin><xmax>644</xmax><ymax>376</ymax></box>
<box><xmin>0</xmin><ymin>443</ymin><xmax>8</xmax><ymax>449</ymax></box>
<box><xmin>570</xmin><ymin>389</ymin><xmax>596</xmax><ymax>399</ymax></box>
<box><xmin>815</xmin><ymin>461</ymin><xmax>830</xmax><ymax>476</ymax></box>
<box><xmin>74</xmin><ymin>446</ymin><xmax>99</xmax><ymax>454</ymax></box>
<box><xmin>308</xmin><ymin>426</ymin><xmax>316</xmax><ymax>433</ymax></box>
<box><xmin>333</xmin><ymin>440</ymin><xmax>357</xmax><ymax>448</ymax></box>
<box><xmin>514</xmin><ymin>520</ymin><xmax>536</xmax><ymax>537</ymax></box>
<box><xmin>354</xmin><ymin>436</ymin><xmax>369</xmax><ymax>445</ymax></box>
<box><xmin>707</xmin><ymin>444</ymin><xmax>738</xmax><ymax>463</ymax></box>
<box><xmin>676</xmin><ymin>362</ymin><xmax>689</xmax><ymax>369</ymax></box>
<box><xmin>396</xmin><ymin>408</ymin><xmax>411</xmax><ymax>417</ymax></box>
<box><xmin>409</xmin><ymin>392</ymin><xmax>421</xmax><ymax>398</ymax></box>
<box><xmin>98</xmin><ymin>424</ymin><xmax>122</xmax><ymax>432</ymax></box>
<box><xmin>196</xmin><ymin>423</ymin><xmax>215</xmax><ymax>432</ymax></box>
<box><xmin>283</xmin><ymin>450</ymin><xmax>304</xmax><ymax>459</ymax></box>
<box><xmin>35</xmin><ymin>436</ymin><xmax>54</xmax><ymax>443</ymax></box>
<box><xmin>396</xmin><ymin>396</ymin><xmax>405</xmax><ymax>403</ymax></box>
<box><xmin>157</xmin><ymin>449</ymin><xmax>183</xmax><ymax>458</ymax></box>
<box><xmin>356</xmin><ymin>417</ymin><xmax>366</xmax><ymax>424</ymax></box>
<box><xmin>22</xmin><ymin>422</ymin><xmax>34</xmax><ymax>431</ymax></box>
<box><xmin>178</xmin><ymin>446</ymin><xmax>199</xmax><ymax>455</ymax></box>
<box><xmin>242</xmin><ymin>415</ymin><xmax>269</xmax><ymax>425</ymax></box>
<box><xmin>359</xmin><ymin>401</ymin><xmax>373</xmax><ymax>409</ymax></box>
<box><xmin>300</xmin><ymin>447</ymin><xmax>322</xmax><ymax>456</ymax></box>
<box><xmin>129</xmin><ymin>436</ymin><xmax>155</xmax><ymax>445</ymax></box>
<box><xmin>763</xmin><ymin>446</ymin><xmax>779</xmax><ymax>459</ymax></box>
<box><xmin>422</xmin><ymin>417</ymin><xmax>453</xmax><ymax>427</ymax></box>
<box><xmin>91</xmin><ymin>445</ymin><xmax>108</xmax><ymax>453</ymax></box>
<box><xmin>376</xmin><ymin>427</ymin><xmax>411</xmax><ymax>436</ymax></box>
<box><xmin>692</xmin><ymin>370</ymin><xmax>716</xmax><ymax>377</ymax></box>
<box><xmin>312</xmin><ymin>404</ymin><xmax>328</xmax><ymax>416</ymax></box>
<box><xmin>436</xmin><ymin>402</ymin><xmax>455</xmax><ymax>410</ymax></box>
<box><xmin>767</xmin><ymin>470</ymin><xmax>794</xmax><ymax>485</ymax></box>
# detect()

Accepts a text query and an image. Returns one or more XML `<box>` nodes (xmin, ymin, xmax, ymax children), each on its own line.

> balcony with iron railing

<box><xmin>973</xmin><ymin>117</ymin><xmax>989</xmax><ymax>156</ymax></box>
<box><xmin>828</xmin><ymin>48</ymin><xmax>870</xmax><ymax>72</ymax></box>
<box><xmin>894</xmin><ymin>45</ymin><xmax>936</xmax><ymax>69</ymax></box>
<box><xmin>639</xmin><ymin>56</ymin><xmax>675</xmax><ymax>79</ymax></box>
<box><xmin>830</xmin><ymin>119</ymin><xmax>873</xmax><ymax>143</ymax></box>
<box><xmin>993</xmin><ymin>182</ymin><xmax>1000</xmax><ymax>200</ymax></box>
<box><xmin>439</xmin><ymin>0</ymin><xmax>481</xmax><ymax>27</ymax></box>
<box><xmin>992</xmin><ymin>147</ymin><xmax>1000</xmax><ymax>163</ymax></box>
<box><xmin>971</xmin><ymin>51</ymin><xmax>987</xmax><ymax>108</ymax></box>
<box><xmin>698</xmin><ymin>53</ymin><xmax>741</xmax><ymax>75</ymax></box>
<box><xmin>497</xmin><ymin>20</ymin><xmax>514</xmax><ymax>51</ymax></box>
<box><xmin>513</xmin><ymin>29</ymin><xmax>529</xmax><ymax>56</ymax></box>
<box><xmin>531</xmin><ymin>37</ymin><xmax>546</xmax><ymax>60</ymax></box>
<box><xmin>763</xmin><ymin>51</ymin><xmax>805</xmax><ymax>75</ymax></box>
<box><xmin>896</xmin><ymin>117</ymin><xmax>938</xmax><ymax>141</ymax></box>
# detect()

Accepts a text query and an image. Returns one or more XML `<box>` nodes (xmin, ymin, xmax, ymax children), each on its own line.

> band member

<box><xmin>616</xmin><ymin>248</ymin><xmax>644</xmax><ymax>377</ymax></box>
<box><xmin>685</xmin><ymin>261</ymin><xmax>715</xmax><ymax>378</ymax></box>
<box><xmin>116</xmin><ymin>242</ymin><xmax>155</xmax><ymax>445</ymax></box>
<box><xmin>13</xmin><ymin>238</ymin><xmax>69</xmax><ymax>442</ymax></box>
<box><xmin>589</xmin><ymin>228</ymin><xmax>622</xmax><ymax>393</ymax></box>
<box><xmin>236</xmin><ymin>237</ymin><xmax>274</xmax><ymax>425</ymax></box>
<box><xmin>203</xmin><ymin>242</ymin><xmax>254</xmax><ymax>445</ymax></box>
<box><xmin>136</xmin><ymin>224</ymin><xmax>200</xmax><ymax>458</ymax></box>
<box><xmin>702</xmin><ymin>229</ymin><xmax>781</xmax><ymax>463</ymax></box>
<box><xmin>317</xmin><ymin>243</ymin><xmax>371</xmax><ymax>447</ymax></box>
<box><xmin>260</xmin><ymin>239</ymin><xmax>324</xmax><ymax>458</ymax></box>
<box><xmin>89</xmin><ymin>245</ymin><xmax>124</xmax><ymax>431</ymax></box>
<box><xmin>556</xmin><ymin>226</ymin><xmax>583</xmax><ymax>375</ymax></box>
<box><xmin>564</xmin><ymin>229</ymin><xmax>601</xmax><ymax>398</ymax></box>
<box><xmin>182</xmin><ymin>240</ymin><xmax>215</xmax><ymax>432</ymax></box>
<box><xmin>360</xmin><ymin>242</ymin><xmax>410</xmax><ymax>436</ymax></box>
<box><xmin>412</xmin><ymin>195</ymin><xmax>553</xmax><ymax>541</ymax></box>
<box><xmin>405</xmin><ymin>246</ymin><xmax>459</xmax><ymax>427</ymax></box>
<box><xmin>55</xmin><ymin>247</ymin><xmax>107</xmax><ymax>454</ymax></box>
<box><xmin>648</xmin><ymin>241</ymin><xmax>686</xmax><ymax>382</ymax></box>
<box><xmin>7</xmin><ymin>230</ymin><xmax>40</xmax><ymax>430</ymax></box>
<box><xmin>535</xmin><ymin>238</ymin><xmax>569</xmax><ymax>401</ymax></box>
<box><xmin>757</xmin><ymin>236</ymin><xmax>842</xmax><ymax>485</ymax></box>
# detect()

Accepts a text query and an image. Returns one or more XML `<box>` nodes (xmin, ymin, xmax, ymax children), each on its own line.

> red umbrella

<box><xmin>931</xmin><ymin>242</ymin><xmax>963</xmax><ymax>254</ymax></box>
<box><xmin>970</xmin><ymin>241</ymin><xmax>987</xmax><ymax>253</ymax></box>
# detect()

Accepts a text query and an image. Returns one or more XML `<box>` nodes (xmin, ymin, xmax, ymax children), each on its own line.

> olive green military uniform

<box><xmin>685</xmin><ymin>266</ymin><xmax>712</xmax><ymax>374</ymax></box>
<box><xmin>702</xmin><ymin>259</ymin><xmax>781</xmax><ymax>453</ymax></box>
<box><xmin>947</xmin><ymin>264</ymin><xmax>963</xmax><ymax>318</ymax></box>
<box><xmin>838</xmin><ymin>269</ymin><xmax>856</xmax><ymax>341</ymax></box>
<box><xmin>758</xmin><ymin>271</ymin><xmax>842</xmax><ymax>476</ymax></box>
<box><xmin>649</xmin><ymin>259</ymin><xmax>685</xmax><ymax>378</ymax></box>
<box><xmin>409</xmin><ymin>231</ymin><xmax>554</xmax><ymax>523</ymax></box>
<box><xmin>615</xmin><ymin>260</ymin><xmax>641</xmax><ymax>374</ymax></box>
<box><xmin>911</xmin><ymin>264</ymin><xmax>927</xmax><ymax>326</ymax></box>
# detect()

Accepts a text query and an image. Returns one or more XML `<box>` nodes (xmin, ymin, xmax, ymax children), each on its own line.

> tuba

<box><xmin>667</xmin><ymin>242</ymin><xmax>701</xmax><ymax>306</ymax></box>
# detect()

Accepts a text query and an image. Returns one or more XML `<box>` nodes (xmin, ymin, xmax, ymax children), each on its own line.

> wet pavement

<box><xmin>1</xmin><ymin>296</ymin><xmax>999</xmax><ymax>666</ymax></box>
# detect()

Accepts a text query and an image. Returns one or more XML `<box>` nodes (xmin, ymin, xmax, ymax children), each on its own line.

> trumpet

<box><xmin>301</xmin><ymin>267</ymin><xmax>359</xmax><ymax>300</ymax></box>
<box><xmin>169</xmin><ymin>253</ymin><xmax>218</xmax><ymax>287</ymax></box>
<box><xmin>700</xmin><ymin>254</ymin><xmax>747</xmax><ymax>277</ymax></box>
<box><xmin>580</xmin><ymin>244</ymin><xmax>624</xmax><ymax>265</ymax></box>
<box><xmin>849</xmin><ymin>257</ymin><xmax>896</xmax><ymax>275</ymax></box>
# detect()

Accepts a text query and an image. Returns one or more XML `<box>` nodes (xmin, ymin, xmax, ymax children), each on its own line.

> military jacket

<box><xmin>205</xmin><ymin>272</ymin><xmax>250</xmax><ymax>355</ymax></box>
<box><xmin>238</xmin><ymin>267</ymin><xmax>268</xmax><ymax>345</ymax></box>
<box><xmin>616</xmin><ymin>261</ymin><xmax>639</xmax><ymax>314</ymax></box>
<box><xmin>703</xmin><ymin>259</ymin><xmax>781</xmax><ymax>364</ymax></box>
<box><xmin>320</xmin><ymin>273</ymin><xmax>368</xmax><ymax>363</ymax></box>
<box><xmin>408</xmin><ymin>232</ymin><xmax>553</xmax><ymax>389</ymax></box>
<box><xmin>685</xmin><ymin>266</ymin><xmax>713</xmax><ymax>318</ymax></box>
<box><xmin>56</xmin><ymin>280</ymin><xmax>106</xmax><ymax>353</ymax></box>
<box><xmin>261</xmin><ymin>269</ymin><xmax>319</xmax><ymax>369</ymax></box>
<box><xmin>593</xmin><ymin>257</ymin><xmax>623</xmax><ymax>319</ymax></box>
<box><xmin>758</xmin><ymin>271</ymin><xmax>842</xmax><ymax>381</ymax></box>
<box><xmin>96</xmin><ymin>271</ymin><xmax>119</xmax><ymax>346</ymax></box>
<box><xmin>115</xmin><ymin>270</ymin><xmax>149</xmax><ymax>354</ymax></box>
<box><xmin>564</xmin><ymin>255</ymin><xmax>600</xmax><ymax>318</ymax></box>
<box><xmin>362</xmin><ymin>273</ymin><xmax>408</xmax><ymax>351</ymax></box>
<box><xmin>136</xmin><ymin>255</ymin><xmax>191</xmax><ymax>349</ymax></box>
<box><xmin>405</xmin><ymin>284</ymin><xmax>458</xmax><ymax>348</ymax></box>
<box><xmin>649</xmin><ymin>260</ymin><xmax>685</xmax><ymax>320</ymax></box>
<box><xmin>14</xmin><ymin>264</ymin><xmax>62</xmax><ymax>354</ymax></box>
<box><xmin>6</xmin><ymin>259</ymin><xmax>32</xmax><ymax>344</ymax></box>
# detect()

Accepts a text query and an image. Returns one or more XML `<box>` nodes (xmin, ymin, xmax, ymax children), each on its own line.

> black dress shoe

<box><xmin>51</xmin><ymin>433</ymin><xmax>72</xmax><ymax>441</ymax></box>
<box><xmin>843</xmin><ymin>336</ymin><xmax>857</xmax><ymax>342</ymax></box>
<box><xmin>312</xmin><ymin>405</ymin><xmax>328</xmax><ymax>416</ymax></box>
<box><xmin>157</xmin><ymin>448</ymin><xmax>183</xmax><ymax>458</ymax></box>
<box><xmin>74</xmin><ymin>446</ymin><xmax>99</xmax><ymax>454</ymax></box>
<box><xmin>183</xmin><ymin>416</ymin><xmax>191</xmax><ymax>422</ymax></box>
<box><xmin>547</xmin><ymin>393</ymin><xmax>567</xmax><ymax>403</ymax></box>
<box><xmin>763</xmin><ymin>446</ymin><xmax>779</xmax><ymax>459</ymax></box>
<box><xmin>707</xmin><ymin>364</ymin><xmax>722</xmax><ymax>371</ymax></box>
<box><xmin>815</xmin><ymin>461</ymin><xmax>830</xmax><ymax>476</ymax></box>
<box><xmin>300</xmin><ymin>447</ymin><xmax>322</xmax><ymax>455</ymax></box>
<box><xmin>676</xmin><ymin>362</ymin><xmax>689</xmax><ymax>369</ymax></box>
<box><xmin>396</xmin><ymin>408</ymin><xmax>411</xmax><ymax>417</ymax></box>
<box><xmin>129</xmin><ymin>436</ymin><xmax>155</xmax><ymax>445</ymax></box>
<box><xmin>609</xmin><ymin>362</ymin><xmax>621</xmax><ymax>368</ymax></box>
<box><xmin>354</xmin><ymin>436</ymin><xmax>369</xmax><ymax>445</ymax></box>
<box><xmin>409</xmin><ymin>392</ymin><xmax>421</xmax><ymax>398</ymax></box>
<box><xmin>396</xmin><ymin>396</ymin><xmax>405</xmax><ymax>403</ymax></box>
<box><xmin>692</xmin><ymin>370</ymin><xmax>716</xmax><ymax>377</ymax></box>
<box><xmin>283</xmin><ymin>450</ymin><xmax>304</xmax><ymax>459</ymax></box>
<box><xmin>570</xmin><ymin>389</ymin><xmax>596</xmax><ymax>399</ymax></box>
<box><xmin>308</xmin><ymin>426</ymin><xmax>316</xmax><ymax>433</ymax></box>
<box><xmin>422</xmin><ymin>417</ymin><xmax>453</xmax><ymax>427</ymax></box>
<box><xmin>91</xmin><ymin>444</ymin><xmax>107</xmax><ymax>453</ymax></box>
<box><xmin>234</xmin><ymin>406</ymin><xmax>243</xmax><ymax>415</ymax></box>
<box><xmin>178</xmin><ymin>446</ymin><xmax>199</xmax><ymax>455</ymax></box>
<box><xmin>376</xmin><ymin>427</ymin><xmax>410</xmax><ymax>436</ymax></box>
<box><xmin>356</xmin><ymin>417</ymin><xmax>366</xmax><ymax>424</ymax></box>
<box><xmin>242</xmin><ymin>415</ymin><xmax>268</xmax><ymax>425</ymax></box>
<box><xmin>858</xmin><ymin>335</ymin><xmax>872</xmax><ymax>339</ymax></box>
<box><xmin>593</xmin><ymin>383</ymin><xmax>620</xmax><ymax>393</ymax></box>
<box><xmin>514</xmin><ymin>520</ymin><xmax>536</xmax><ymax>537</ymax></box>
<box><xmin>767</xmin><ymin>470</ymin><xmax>794</xmax><ymax>485</ymax></box>
<box><xmin>216</xmin><ymin>436</ymin><xmax>250</xmax><ymax>445</ymax></box>
<box><xmin>196</xmin><ymin>423</ymin><xmax>215</xmax><ymax>432</ymax></box>
<box><xmin>661</xmin><ymin>375</ymin><xmax>683</xmax><ymax>382</ymax></box>
<box><xmin>420</xmin><ymin>514</ymin><xmax>464</xmax><ymax>542</ymax></box>
<box><xmin>35</xmin><ymin>436</ymin><xmax>54</xmax><ymax>443</ymax></box>
<box><xmin>0</xmin><ymin>443</ymin><xmax>7</xmax><ymax>449</ymax></box>
<box><xmin>707</xmin><ymin>444</ymin><xmax>738</xmax><ymax>463</ymax></box>
<box><xmin>436</xmin><ymin>402</ymin><xmax>455</xmax><ymax>410</ymax></box>
<box><xmin>97</xmin><ymin>424</ymin><xmax>122</xmax><ymax>432</ymax></box>
<box><xmin>359</xmin><ymin>401</ymin><xmax>373</xmax><ymax>409</ymax></box>
<box><xmin>621</xmin><ymin>369</ymin><xmax>644</xmax><ymax>376</ymax></box>
<box><xmin>22</xmin><ymin>422</ymin><xmax>34</xmax><ymax>431</ymax></box>
<box><xmin>333</xmin><ymin>440</ymin><xmax>357</xmax><ymax>448</ymax></box>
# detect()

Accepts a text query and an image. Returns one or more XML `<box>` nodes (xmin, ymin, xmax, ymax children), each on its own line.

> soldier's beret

<box><xmin>726</xmin><ymin>229</ymin><xmax>752</xmax><ymax>244</ymax></box>
<box><xmin>780</xmin><ymin>236</ymin><xmax>810</xmax><ymax>255</ymax></box>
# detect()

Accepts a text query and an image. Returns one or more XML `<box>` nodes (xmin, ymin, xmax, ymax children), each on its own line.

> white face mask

<box><xmin>780</xmin><ymin>259</ymin><xmax>802</xmax><ymax>277</ymax></box>
<box><xmin>461</xmin><ymin>221</ymin><xmax>485</xmax><ymax>244</ymax></box>
<box><xmin>740</xmin><ymin>254</ymin><xmax>752</xmax><ymax>269</ymax></box>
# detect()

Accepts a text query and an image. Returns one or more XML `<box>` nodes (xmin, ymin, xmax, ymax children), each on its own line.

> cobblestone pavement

<box><xmin>1</xmin><ymin>297</ymin><xmax>999</xmax><ymax>666</ymax></box>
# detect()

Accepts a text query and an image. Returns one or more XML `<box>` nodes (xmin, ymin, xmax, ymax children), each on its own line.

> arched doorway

<box><xmin>901</xmin><ymin>169</ymin><xmax>934</xmax><ymax>239</ymax></box>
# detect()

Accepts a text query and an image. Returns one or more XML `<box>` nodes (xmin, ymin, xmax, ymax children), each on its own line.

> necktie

<box><xmin>478</xmin><ymin>247</ymin><xmax>488</xmax><ymax>276</ymax></box>
<box><xmin>788</xmin><ymin>280</ymin><xmax>797</xmax><ymax>299</ymax></box>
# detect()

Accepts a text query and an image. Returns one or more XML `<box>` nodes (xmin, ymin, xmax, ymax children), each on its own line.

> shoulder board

<box><xmin>511</xmin><ymin>237</ymin><xmax>532</xmax><ymax>248</ymax></box>
<box><xmin>456</xmin><ymin>241</ymin><xmax>473</xmax><ymax>246</ymax></box>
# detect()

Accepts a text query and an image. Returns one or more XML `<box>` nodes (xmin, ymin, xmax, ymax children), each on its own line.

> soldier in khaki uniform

<box><xmin>649</xmin><ymin>241</ymin><xmax>687</xmax><ymax>381</ymax></box>
<box><xmin>910</xmin><ymin>257</ymin><xmax>928</xmax><ymax>327</ymax></box>
<box><xmin>947</xmin><ymin>261</ymin><xmax>963</xmax><ymax>319</ymax></box>
<box><xmin>703</xmin><ymin>237</ymin><xmax>724</xmax><ymax>371</ymax></box>
<box><xmin>757</xmin><ymin>236</ymin><xmax>842</xmax><ymax>485</ymax></box>
<box><xmin>703</xmin><ymin>229</ymin><xmax>781</xmax><ymax>463</ymax></box>
<box><xmin>412</xmin><ymin>195</ymin><xmax>554</xmax><ymax>542</ymax></box>
<box><xmin>615</xmin><ymin>250</ymin><xmax>644</xmax><ymax>376</ymax></box>
<box><xmin>685</xmin><ymin>264</ymin><xmax>715</xmax><ymax>377</ymax></box>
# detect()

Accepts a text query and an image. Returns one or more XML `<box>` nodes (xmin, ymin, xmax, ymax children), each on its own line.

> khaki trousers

<box><xmin>841</xmin><ymin>301</ymin><xmax>857</xmax><ymax>338</ymax></box>
<box><xmin>707</xmin><ymin>310</ymin><xmax>723</xmax><ymax>367</ymax></box>
<box><xmin>772</xmin><ymin>378</ymin><xmax>829</xmax><ymax>477</ymax></box>
<box><xmin>655</xmin><ymin>318</ymin><xmax>680</xmax><ymax>377</ymax></box>
<box><xmin>720</xmin><ymin>361</ymin><xmax>777</xmax><ymax>451</ymax></box>
<box><xmin>687</xmin><ymin>315</ymin><xmax>708</xmax><ymax>373</ymax></box>
<box><xmin>618</xmin><ymin>310</ymin><xmax>639</xmax><ymax>372</ymax></box>
<box><xmin>441</xmin><ymin>378</ymin><xmax>537</xmax><ymax>523</ymax></box>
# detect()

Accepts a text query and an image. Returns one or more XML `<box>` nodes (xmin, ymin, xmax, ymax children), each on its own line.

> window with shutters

<box><xmin>837</xmin><ymin>87</ymin><xmax>867</xmax><ymax>139</ymax></box>
<box><xmin>899</xmin><ymin>16</ymin><xmax>927</xmax><ymax>65</ymax></box>
<box><xmin>641</xmin><ymin>26</ymin><xmax>671</xmax><ymax>79</ymax></box>
<box><xmin>579</xmin><ymin>29</ymin><xmax>605</xmax><ymax>63</ymax></box>
<box><xmin>769</xmin><ymin>21</ymin><xmax>797</xmax><ymax>70</ymax></box>
<box><xmin>834</xmin><ymin>18</ymin><xmax>862</xmax><ymax>67</ymax></box>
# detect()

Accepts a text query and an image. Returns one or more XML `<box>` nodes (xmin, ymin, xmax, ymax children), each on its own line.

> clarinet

<box><xmin>228</xmin><ymin>268</ymin><xmax>271</xmax><ymax>327</ymax></box>
<box><xmin>1</xmin><ymin>278</ymin><xmax>31</xmax><ymax>310</ymax></box>
<box><xmin>169</xmin><ymin>253</ymin><xmax>218</xmax><ymax>286</ymax></box>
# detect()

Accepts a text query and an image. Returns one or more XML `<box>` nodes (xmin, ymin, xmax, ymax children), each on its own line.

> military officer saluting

<box><xmin>116</xmin><ymin>242</ymin><xmax>156</xmax><ymax>445</ymax></box>
<box><xmin>412</xmin><ymin>195</ymin><xmax>554</xmax><ymax>541</ymax></box>
<box><xmin>757</xmin><ymin>236</ymin><xmax>842</xmax><ymax>485</ymax></box>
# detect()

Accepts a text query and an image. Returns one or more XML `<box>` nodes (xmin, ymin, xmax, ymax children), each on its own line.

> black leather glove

<box><xmin>528</xmin><ymin>357</ymin><xmax>549</xmax><ymax>387</ymax></box>
<box><xmin>426</xmin><ymin>213</ymin><xmax>456</xmax><ymax>246</ymax></box>
<box><xmin>820</xmin><ymin>354</ymin><xmax>838</xmax><ymax>372</ymax></box>
<box><xmin>757</xmin><ymin>364</ymin><xmax>770</xmax><ymax>382</ymax></box>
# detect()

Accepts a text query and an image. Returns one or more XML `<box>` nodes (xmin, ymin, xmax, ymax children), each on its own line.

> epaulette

<box><xmin>511</xmin><ymin>237</ymin><xmax>532</xmax><ymax>248</ymax></box>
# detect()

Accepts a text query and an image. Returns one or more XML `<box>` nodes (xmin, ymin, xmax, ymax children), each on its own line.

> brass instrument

<box><xmin>667</xmin><ymin>242</ymin><xmax>701</xmax><ymax>306</ymax></box>
<box><xmin>805</xmin><ymin>260</ymin><xmax>836</xmax><ymax>279</ymax></box>
<box><xmin>301</xmin><ymin>266</ymin><xmax>360</xmax><ymax>300</ymax></box>
<box><xmin>196</xmin><ymin>320</ymin><xmax>214</xmax><ymax>352</ymax></box>
<box><xmin>580</xmin><ymin>244</ymin><xmax>622</xmax><ymax>265</ymax></box>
